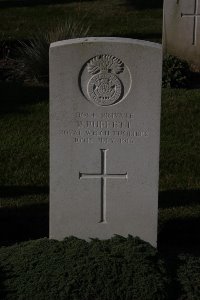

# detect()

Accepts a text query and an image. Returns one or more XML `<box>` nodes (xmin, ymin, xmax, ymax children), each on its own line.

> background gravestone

<box><xmin>163</xmin><ymin>0</ymin><xmax>200</xmax><ymax>67</ymax></box>
<box><xmin>50</xmin><ymin>37</ymin><xmax>162</xmax><ymax>247</ymax></box>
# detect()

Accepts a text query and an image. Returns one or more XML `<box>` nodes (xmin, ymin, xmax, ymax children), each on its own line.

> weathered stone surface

<box><xmin>163</xmin><ymin>0</ymin><xmax>200</xmax><ymax>67</ymax></box>
<box><xmin>50</xmin><ymin>37</ymin><xmax>162</xmax><ymax>247</ymax></box>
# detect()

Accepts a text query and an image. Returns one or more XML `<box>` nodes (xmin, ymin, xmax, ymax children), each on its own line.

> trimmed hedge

<box><xmin>0</xmin><ymin>236</ymin><xmax>170</xmax><ymax>300</ymax></box>
<box><xmin>177</xmin><ymin>255</ymin><xmax>200</xmax><ymax>300</ymax></box>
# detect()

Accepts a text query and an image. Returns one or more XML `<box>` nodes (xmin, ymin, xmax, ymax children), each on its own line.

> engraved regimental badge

<box><xmin>80</xmin><ymin>54</ymin><xmax>132</xmax><ymax>106</ymax></box>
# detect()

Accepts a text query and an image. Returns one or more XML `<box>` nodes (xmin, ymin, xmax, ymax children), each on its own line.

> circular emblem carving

<box><xmin>88</xmin><ymin>73</ymin><xmax>122</xmax><ymax>106</ymax></box>
<box><xmin>80</xmin><ymin>54</ymin><xmax>132</xmax><ymax>107</ymax></box>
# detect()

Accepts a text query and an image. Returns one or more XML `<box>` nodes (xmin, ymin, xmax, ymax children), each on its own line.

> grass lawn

<box><xmin>0</xmin><ymin>0</ymin><xmax>162</xmax><ymax>42</ymax></box>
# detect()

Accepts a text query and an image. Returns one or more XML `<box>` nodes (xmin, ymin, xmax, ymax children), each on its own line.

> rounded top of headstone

<box><xmin>50</xmin><ymin>37</ymin><xmax>162</xmax><ymax>50</ymax></box>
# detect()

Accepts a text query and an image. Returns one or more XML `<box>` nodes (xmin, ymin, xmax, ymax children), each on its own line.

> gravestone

<box><xmin>50</xmin><ymin>37</ymin><xmax>162</xmax><ymax>247</ymax></box>
<box><xmin>163</xmin><ymin>0</ymin><xmax>200</xmax><ymax>67</ymax></box>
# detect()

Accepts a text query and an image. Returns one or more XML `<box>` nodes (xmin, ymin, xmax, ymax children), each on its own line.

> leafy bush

<box><xmin>162</xmin><ymin>55</ymin><xmax>191</xmax><ymax>88</ymax></box>
<box><xmin>18</xmin><ymin>19</ymin><xmax>90</xmax><ymax>83</ymax></box>
<box><xmin>0</xmin><ymin>236</ymin><xmax>170</xmax><ymax>300</ymax></box>
<box><xmin>177</xmin><ymin>255</ymin><xmax>200</xmax><ymax>299</ymax></box>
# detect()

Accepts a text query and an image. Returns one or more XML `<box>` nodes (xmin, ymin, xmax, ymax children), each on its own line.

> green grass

<box><xmin>0</xmin><ymin>82</ymin><xmax>49</xmax><ymax>244</ymax></box>
<box><xmin>0</xmin><ymin>0</ymin><xmax>163</xmax><ymax>42</ymax></box>
<box><xmin>160</xmin><ymin>89</ymin><xmax>200</xmax><ymax>190</ymax></box>
<box><xmin>159</xmin><ymin>89</ymin><xmax>200</xmax><ymax>253</ymax></box>
<box><xmin>0</xmin><ymin>83</ymin><xmax>48</xmax><ymax>187</ymax></box>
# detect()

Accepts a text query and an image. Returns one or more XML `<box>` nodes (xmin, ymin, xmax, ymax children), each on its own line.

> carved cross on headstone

<box><xmin>181</xmin><ymin>0</ymin><xmax>200</xmax><ymax>45</ymax></box>
<box><xmin>79</xmin><ymin>149</ymin><xmax>128</xmax><ymax>223</ymax></box>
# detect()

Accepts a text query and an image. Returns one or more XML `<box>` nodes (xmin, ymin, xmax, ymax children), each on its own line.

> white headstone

<box><xmin>50</xmin><ymin>37</ymin><xmax>162</xmax><ymax>247</ymax></box>
<box><xmin>163</xmin><ymin>0</ymin><xmax>200</xmax><ymax>67</ymax></box>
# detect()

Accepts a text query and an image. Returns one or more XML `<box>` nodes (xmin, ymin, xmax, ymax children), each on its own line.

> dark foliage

<box><xmin>17</xmin><ymin>19</ymin><xmax>90</xmax><ymax>83</ymax></box>
<box><xmin>0</xmin><ymin>265</ymin><xmax>7</xmax><ymax>299</ymax></box>
<box><xmin>177</xmin><ymin>255</ymin><xmax>200</xmax><ymax>299</ymax></box>
<box><xmin>0</xmin><ymin>236</ymin><xmax>170</xmax><ymax>300</ymax></box>
<box><xmin>162</xmin><ymin>55</ymin><xmax>191</xmax><ymax>88</ymax></box>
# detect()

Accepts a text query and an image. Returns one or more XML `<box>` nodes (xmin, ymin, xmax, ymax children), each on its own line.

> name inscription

<box><xmin>58</xmin><ymin>111</ymin><xmax>149</xmax><ymax>144</ymax></box>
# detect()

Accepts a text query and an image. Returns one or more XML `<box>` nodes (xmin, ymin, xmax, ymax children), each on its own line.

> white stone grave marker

<box><xmin>163</xmin><ymin>0</ymin><xmax>200</xmax><ymax>66</ymax></box>
<box><xmin>50</xmin><ymin>37</ymin><xmax>162</xmax><ymax>247</ymax></box>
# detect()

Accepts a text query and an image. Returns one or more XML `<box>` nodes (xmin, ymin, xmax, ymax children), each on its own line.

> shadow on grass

<box><xmin>0</xmin><ymin>185</ymin><xmax>49</xmax><ymax>246</ymax></box>
<box><xmin>158</xmin><ymin>190</ymin><xmax>200</xmax><ymax>254</ymax></box>
<box><xmin>0</xmin><ymin>202</ymin><xmax>49</xmax><ymax>246</ymax></box>
<box><xmin>0</xmin><ymin>0</ymin><xmax>94</xmax><ymax>8</ymax></box>
<box><xmin>124</xmin><ymin>0</ymin><xmax>163</xmax><ymax>10</ymax></box>
<box><xmin>0</xmin><ymin>185</ymin><xmax>49</xmax><ymax>198</ymax></box>
<box><xmin>159</xmin><ymin>190</ymin><xmax>200</xmax><ymax>209</ymax></box>
<box><xmin>1</xmin><ymin>188</ymin><xmax>200</xmax><ymax>253</ymax></box>
<box><xmin>158</xmin><ymin>217</ymin><xmax>200</xmax><ymax>254</ymax></box>
<box><xmin>0</xmin><ymin>82</ymin><xmax>48</xmax><ymax>114</ymax></box>
<box><xmin>188</xmin><ymin>72</ymin><xmax>200</xmax><ymax>89</ymax></box>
